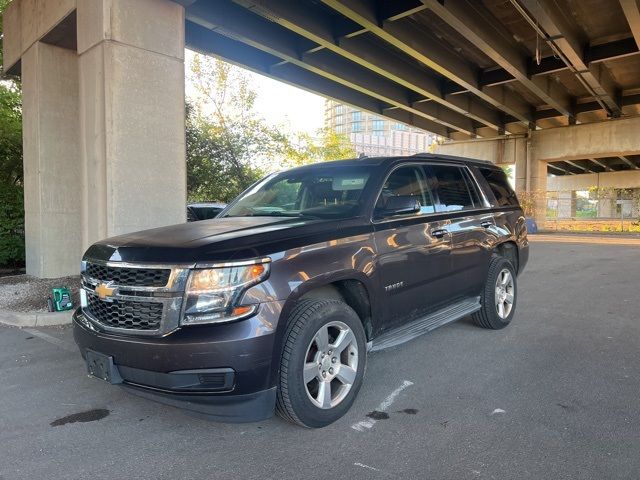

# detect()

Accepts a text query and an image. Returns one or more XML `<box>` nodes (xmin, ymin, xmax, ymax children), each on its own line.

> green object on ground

<box><xmin>48</xmin><ymin>287</ymin><xmax>73</xmax><ymax>312</ymax></box>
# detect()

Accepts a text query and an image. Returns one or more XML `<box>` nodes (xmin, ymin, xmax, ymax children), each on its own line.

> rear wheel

<box><xmin>472</xmin><ymin>256</ymin><xmax>517</xmax><ymax>329</ymax></box>
<box><xmin>276</xmin><ymin>299</ymin><xmax>367</xmax><ymax>428</ymax></box>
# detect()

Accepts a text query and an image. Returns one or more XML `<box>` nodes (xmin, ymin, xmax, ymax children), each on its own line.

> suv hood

<box><xmin>84</xmin><ymin>216</ymin><xmax>368</xmax><ymax>264</ymax></box>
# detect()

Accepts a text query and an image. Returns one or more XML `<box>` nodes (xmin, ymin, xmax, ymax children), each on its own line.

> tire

<box><xmin>472</xmin><ymin>256</ymin><xmax>517</xmax><ymax>330</ymax></box>
<box><xmin>276</xmin><ymin>299</ymin><xmax>367</xmax><ymax>428</ymax></box>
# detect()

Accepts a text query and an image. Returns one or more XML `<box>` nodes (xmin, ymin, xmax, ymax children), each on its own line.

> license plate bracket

<box><xmin>86</xmin><ymin>350</ymin><xmax>123</xmax><ymax>384</ymax></box>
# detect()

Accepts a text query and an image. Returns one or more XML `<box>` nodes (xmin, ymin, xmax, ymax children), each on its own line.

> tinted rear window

<box><xmin>428</xmin><ymin>165</ymin><xmax>478</xmax><ymax>212</ymax></box>
<box><xmin>478</xmin><ymin>167</ymin><xmax>519</xmax><ymax>207</ymax></box>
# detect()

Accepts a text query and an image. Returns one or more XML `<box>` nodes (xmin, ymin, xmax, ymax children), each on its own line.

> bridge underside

<box><xmin>175</xmin><ymin>0</ymin><xmax>640</xmax><ymax>140</ymax></box>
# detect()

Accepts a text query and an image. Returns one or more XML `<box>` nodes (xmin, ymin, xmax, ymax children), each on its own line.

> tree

<box><xmin>0</xmin><ymin>0</ymin><xmax>25</xmax><ymax>266</ymax></box>
<box><xmin>186</xmin><ymin>104</ymin><xmax>265</xmax><ymax>202</ymax></box>
<box><xmin>0</xmin><ymin>84</ymin><xmax>22</xmax><ymax>185</ymax></box>
<box><xmin>282</xmin><ymin>128</ymin><xmax>356</xmax><ymax>167</ymax></box>
<box><xmin>186</xmin><ymin>55</ymin><xmax>288</xmax><ymax>201</ymax></box>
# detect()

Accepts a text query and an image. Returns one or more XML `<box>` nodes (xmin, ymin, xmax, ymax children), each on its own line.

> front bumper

<box><xmin>73</xmin><ymin>300</ymin><xmax>284</xmax><ymax>422</ymax></box>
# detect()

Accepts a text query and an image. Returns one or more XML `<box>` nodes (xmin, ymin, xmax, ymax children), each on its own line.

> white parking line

<box><xmin>23</xmin><ymin>328</ymin><xmax>77</xmax><ymax>353</ymax></box>
<box><xmin>351</xmin><ymin>380</ymin><xmax>414</xmax><ymax>432</ymax></box>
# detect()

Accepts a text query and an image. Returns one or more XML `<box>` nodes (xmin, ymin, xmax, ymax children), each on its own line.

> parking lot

<box><xmin>1</xmin><ymin>237</ymin><xmax>639</xmax><ymax>480</ymax></box>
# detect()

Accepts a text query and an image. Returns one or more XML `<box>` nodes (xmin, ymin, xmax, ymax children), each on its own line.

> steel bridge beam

<box><xmin>419</xmin><ymin>0</ymin><xmax>573</xmax><ymax>119</ymax></box>
<box><xmin>620</xmin><ymin>0</ymin><xmax>640</xmax><ymax>50</ymax></box>
<box><xmin>548</xmin><ymin>163</ymin><xmax>576</xmax><ymax>175</ymax></box>
<box><xmin>186</xmin><ymin>0</ymin><xmax>473</xmax><ymax>136</ymax></box>
<box><xmin>320</xmin><ymin>0</ymin><xmax>533</xmax><ymax>125</ymax></box>
<box><xmin>619</xmin><ymin>156</ymin><xmax>639</xmax><ymax>169</ymax></box>
<box><xmin>590</xmin><ymin>158</ymin><xmax>612</xmax><ymax>172</ymax></box>
<box><xmin>185</xmin><ymin>22</ymin><xmax>450</xmax><ymax>136</ymax></box>
<box><xmin>517</xmin><ymin>0</ymin><xmax>621</xmax><ymax>117</ymax></box>
<box><xmin>235</xmin><ymin>0</ymin><xmax>509</xmax><ymax>133</ymax></box>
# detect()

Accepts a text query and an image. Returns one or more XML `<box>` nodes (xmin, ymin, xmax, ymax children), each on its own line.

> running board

<box><xmin>370</xmin><ymin>297</ymin><xmax>481</xmax><ymax>352</ymax></box>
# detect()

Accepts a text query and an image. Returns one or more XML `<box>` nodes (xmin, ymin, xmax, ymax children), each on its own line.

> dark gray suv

<box><xmin>73</xmin><ymin>154</ymin><xmax>528</xmax><ymax>427</ymax></box>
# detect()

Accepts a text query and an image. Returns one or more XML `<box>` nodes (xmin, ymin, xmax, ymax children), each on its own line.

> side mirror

<box><xmin>379</xmin><ymin>195</ymin><xmax>421</xmax><ymax>217</ymax></box>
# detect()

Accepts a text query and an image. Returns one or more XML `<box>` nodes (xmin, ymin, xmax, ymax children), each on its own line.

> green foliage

<box><xmin>282</xmin><ymin>128</ymin><xmax>356</xmax><ymax>167</ymax></box>
<box><xmin>0</xmin><ymin>0</ymin><xmax>24</xmax><ymax>265</ymax></box>
<box><xmin>0</xmin><ymin>83</ymin><xmax>23</xmax><ymax>185</ymax></box>
<box><xmin>186</xmin><ymin>104</ymin><xmax>267</xmax><ymax>202</ymax></box>
<box><xmin>186</xmin><ymin>56</ymin><xmax>295</xmax><ymax>201</ymax></box>
<box><xmin>0</xmin><ymin>182</ymin><xmax>25</xmax><ymax>266</ymax></box>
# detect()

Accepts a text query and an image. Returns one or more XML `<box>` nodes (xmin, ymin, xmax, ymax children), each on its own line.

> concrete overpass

<box><xmin>4</xmin><ymin>0</ymin><xmax>640</xmax><ymax>277</ymax></box>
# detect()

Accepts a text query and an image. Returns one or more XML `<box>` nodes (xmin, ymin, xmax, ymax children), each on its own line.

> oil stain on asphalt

<box><xmin>50</xmin><ymin>409</ymin><xmax>110</xmax><ymax>427</ymax></box>
<box><xmin>366</xmin><ymin>410</ymin><xmax>390</xmax><ymax>420</ymax></box>
<box><xmin>398</xmin><ymin>408</ymin><xmax>418</xmax><ymax>414</ymax></box>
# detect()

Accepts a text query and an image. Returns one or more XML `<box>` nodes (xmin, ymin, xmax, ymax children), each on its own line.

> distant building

<box><xmin>324</xmin><ymin>100</ymin><xmax>437</xmax><ymax>157</ymax></box>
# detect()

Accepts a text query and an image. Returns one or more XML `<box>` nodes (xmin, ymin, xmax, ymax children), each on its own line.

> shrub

<box><xmin>0</xmin><ymin>183</ymin><xmax>25</xmax><ymax>266</ymax></box>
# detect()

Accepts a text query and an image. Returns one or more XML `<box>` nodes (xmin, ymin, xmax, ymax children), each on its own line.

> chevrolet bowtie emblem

<box><xmin>95</xmin><ymin>283</ymin><xmax>116</xmax><ymax>300</ymax></box>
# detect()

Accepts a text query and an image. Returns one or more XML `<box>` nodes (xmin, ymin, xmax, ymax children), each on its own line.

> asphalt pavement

<box><xmin>1</xmin><ymin>239</ymin><xmax>639</xmax><ymax>480</ymax></box>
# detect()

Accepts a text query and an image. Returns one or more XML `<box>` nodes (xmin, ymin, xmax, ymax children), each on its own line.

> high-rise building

<box><xmin>324</xmin><ymin>100</ymin><xmax>437</xmax><ymax>157</ymax></box>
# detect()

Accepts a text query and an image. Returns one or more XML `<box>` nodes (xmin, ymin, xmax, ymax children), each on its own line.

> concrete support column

<box><xmin>597</xmin><ymin>190</ymin><xmax>616</xmax><ymax>218</ymax></box>
<box><xmin>21</xmin><ymin>42</ymin><xmax>81</xmax><ymax>278</ymax></box>
<box><xmin>557</xmin><ymin>191</ymin><xmax>577</xmax><ymax>218</ymax></box>
<box><xmin>528</xmin><ymin>156</ymin><xmax>548</xmax><ymax>224</ymax></box>
<box><xmin>77</xmin><ymin>0</ymin><xmax>186</xmax><ymax>250</ymax></box>
<box><xmin>515</xmin><ymin>146</ymin><xmax>527</xmax><ymax>193</ymax></box>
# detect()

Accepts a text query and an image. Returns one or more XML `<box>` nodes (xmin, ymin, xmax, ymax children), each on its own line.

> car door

<box><xmin>425</xmin><ymin>164</ymin><xmax>493</xmax><ymax>300</ymax></box>
<box><xmin>373</xmin><ymin>164</ymin><xmax>453</xmax><ymax>331</ymax></box>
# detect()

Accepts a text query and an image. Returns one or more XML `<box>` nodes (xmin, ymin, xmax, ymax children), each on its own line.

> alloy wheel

<box><xmin>303</xmin><ymin>321</ymin><xmax>359</xmax><ymax>409</ymax></box>
<box><xmin>495</xmin><ymin>268</ymin><xmax>515</xmax><ymax>319</ymax></box>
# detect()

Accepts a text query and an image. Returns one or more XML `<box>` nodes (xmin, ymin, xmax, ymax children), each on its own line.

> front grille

<box><xmin>85</xmin><ymin>294</ymin><xmax>163</xmax><ymax>331</ymax></box>
<box><xmin>85</xmin><ymin>263</ymin><xmax>170</xmax><ymax>287</ymax></box>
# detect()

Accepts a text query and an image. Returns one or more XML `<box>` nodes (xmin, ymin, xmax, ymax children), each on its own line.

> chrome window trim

<box><xmin>460</xmin><ymin>165</ymin><xmax>491</xmax><ymax>209</ymax></box>
<box><xmin>371</xmin><ymin>162</ymin><xmax>434</xmax><ymax>224</ymax></box>
<box><xmin>371</xmin><ymin>161</ymin><xmax>493</xmax><ymax>225</ymax></box>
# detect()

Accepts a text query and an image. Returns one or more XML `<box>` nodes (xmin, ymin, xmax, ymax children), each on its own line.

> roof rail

<box><xmin>410</xmin><ymin>152</ymin><xmax>494</xmax><ymax>165</ymax></box>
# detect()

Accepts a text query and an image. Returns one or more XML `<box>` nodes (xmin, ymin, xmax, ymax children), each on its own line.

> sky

<box><xmin>250</xmin><ymin>72</ymin><xmax>326</xmax><ymax>135</ymax></box>
<box><xmin>185</xmin><ymin>50</ymin><xmax>326</xmax><ymax>135</ymax></box>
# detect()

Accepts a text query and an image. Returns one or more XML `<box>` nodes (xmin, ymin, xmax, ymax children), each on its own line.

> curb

<box><xmin>0</xmin><ymin>309</ymin><xmax>73</xmax><ymax>328</ymax></box>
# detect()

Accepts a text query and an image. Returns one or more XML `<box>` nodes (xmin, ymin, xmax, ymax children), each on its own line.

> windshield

<box><xmin>222</xmin><ymin>167</ymin><xmax>372</xmax><ymax>220</ymax></box>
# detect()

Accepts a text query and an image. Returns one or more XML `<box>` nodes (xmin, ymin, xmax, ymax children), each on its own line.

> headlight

<box><xmin>182</xmin><ymin>259</ymin><xmax>270</xmax><ymax>325</ymax></box>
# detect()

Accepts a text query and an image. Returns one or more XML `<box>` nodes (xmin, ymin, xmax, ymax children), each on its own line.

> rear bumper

<box><xmin>73</xmin><ymin>301</ymin><xmax>284</xmax><ymax>422</ymax></box>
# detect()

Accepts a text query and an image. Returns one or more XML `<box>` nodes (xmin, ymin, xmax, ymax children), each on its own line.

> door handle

<box><xmin>480</xmin><ymin>221</ymin><xmax>493</xmax><ymax>228</ymax></box>
<box><xmin>431</xmin><ymin>228</ymin><xmax>448</xmax><ymax>238</ymax></box>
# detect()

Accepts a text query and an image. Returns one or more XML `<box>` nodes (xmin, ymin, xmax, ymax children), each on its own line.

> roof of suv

<box><xmin>284</xmin><ymin>153</ymin><xmax>497</xmax><ymax>174</ymax></box>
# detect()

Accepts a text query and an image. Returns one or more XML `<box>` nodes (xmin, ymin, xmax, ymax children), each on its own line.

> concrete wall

<box><xmin>77</xmin><ymin>0</ymin><xmax>186</xmax><ymax>247</ymax></box>
<box><xmin>21</xmin><ymin>42</ymin><xmax>81</xmax><ymax>277</ymax></box>
<box><xmin>531</xmin><ymin>117</ymin><xmax>640</xmax><ymax>162</ymax></box>
<box><xmin>2</xmin><ymin>0</ymin><xmax>76</xmax><ymax>74</ymax></box>
<box><xmin>4</xmin><ymin>0</ymin><xmax>187</xmax><ymax>277</ymax></box>
<box><xmin>548</xmin><ymin>170</ymin><xmax>640</xmax><ymax>191</ymax></box>
<box><xmin>435</xmin><ymin>136</ymin><xmax>527</xmax><ymax>166</ymax></box>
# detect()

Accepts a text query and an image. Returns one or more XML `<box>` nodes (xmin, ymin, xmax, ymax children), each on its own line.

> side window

<box><xmin>428</xmin><ymin>165</ymin><xmax>477</xmax><ymax>212</ymax></box>
<box><xmin>478</xmin><ymin>167</ymin><xmax>519</xmax><ymax>207</ymax></box>
<box><xmin>375</xmin><ymin>166</ymin><xmax>435</xmax><ymax>215</ymax></box>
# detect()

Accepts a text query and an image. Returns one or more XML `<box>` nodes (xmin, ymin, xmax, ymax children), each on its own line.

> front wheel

<box><xmin>472</xmin><ymin>256</ymin><xmax>517</xmax><ymax>329</ymax></box>
<box><xmin>276</xmin><ymin>299</ymin><xmax>367</xmax><ymax>428</ymax></box>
